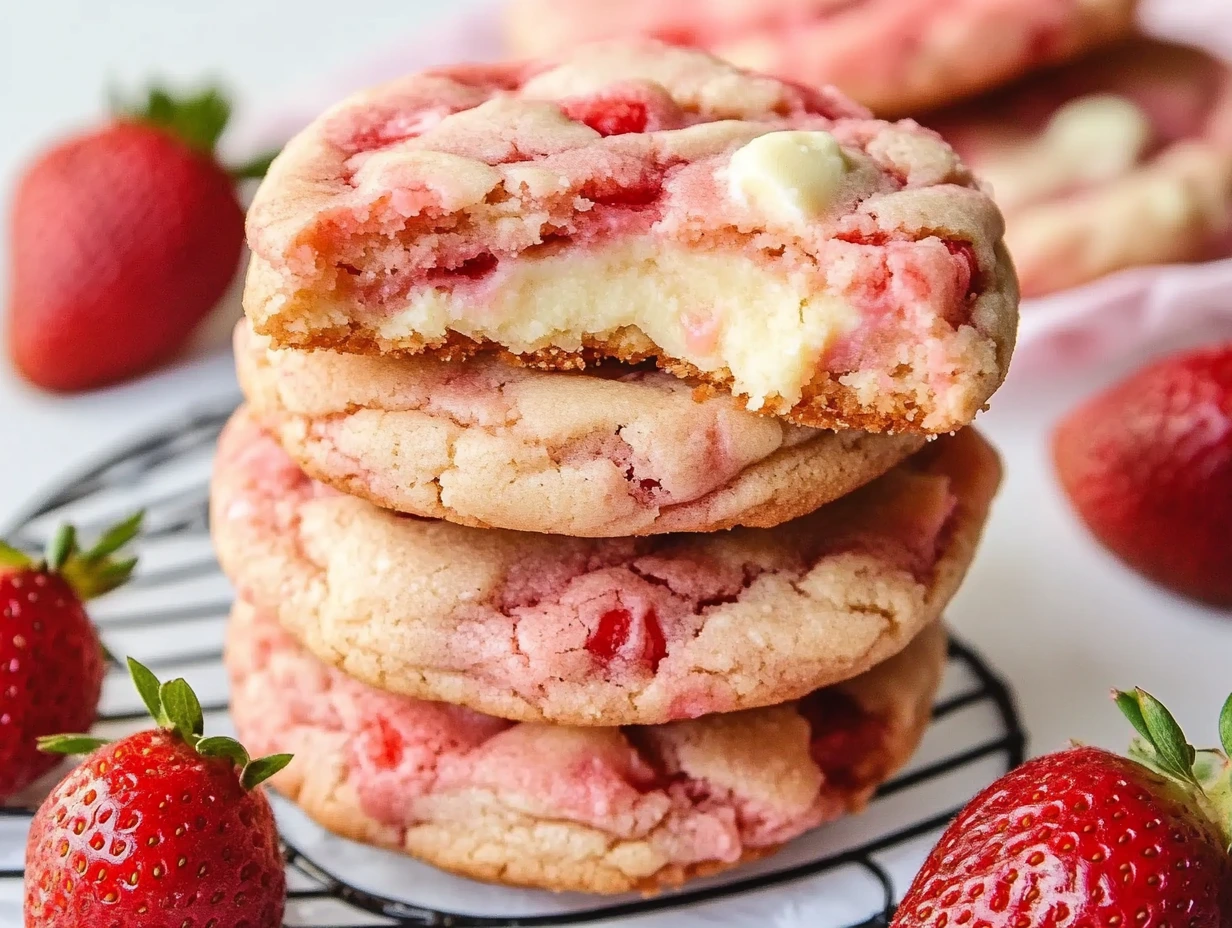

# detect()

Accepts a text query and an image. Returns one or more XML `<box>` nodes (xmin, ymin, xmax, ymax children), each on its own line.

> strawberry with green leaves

<box><xmin>24</xmin><ymin>659</ymin><xmax>291</xmax><ymax>928</ymax></box>
<box><xmin>893</xmin><ymin>689</ymin><xmax>1232</xmax><ymax>926</ymax></box>
<box><xmin>0</xmin><ymin>514</ymin><xmax>141</xmax><ymax>800</ymax></box>
<box><xmin>7</xmin><ymin>87</ymin><xmax>276</xmax><ymax>392</ymax></box>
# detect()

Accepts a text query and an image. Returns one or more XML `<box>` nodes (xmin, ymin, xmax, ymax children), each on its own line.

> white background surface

<box><xmin>2</xmin><ymin>0</ymin><xmax>1232</xmax><ymax>834</ymax></box>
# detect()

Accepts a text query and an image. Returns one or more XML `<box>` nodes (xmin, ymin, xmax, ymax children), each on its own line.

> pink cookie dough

<box><xmin>245</xmin><ymin>40</ymin><xmax>1017</xmax><ymax>434</ymax></box>
<box><xmin>504</xmin><ymin>0</ymin><xmax>1138</xmax><ymax>118</ymax></box>
<box><xmin>210</xmin><ymin>406</ymin><xmax>999</xmax><ymax>726</ymax></box>
<box><xmin>227</xmin><ymin>600</ymin><xmax>947</xmax><ymax>894</ymax></box>
<box><xmin>236</xmin><ymin>320</ymin><xmax>925</xmax><ymax>536</ymax></box>
<box><xmin>928</xmin><ymin>40</ymin><xmax>1232</xmax><ymax>297</ymax></box>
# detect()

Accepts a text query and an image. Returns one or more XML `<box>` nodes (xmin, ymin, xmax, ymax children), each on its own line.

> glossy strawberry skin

<box><xmin>1053</xmin><ymin>343</ymin><xmax>1232</xmax><ymax>606</ymax></box>
<box><xmin>24</xmin><ymin>729</ymin><xmax>285</xmax><ymax>928</ymax></box>
<box><xmin>7</xmin><ymin>121</ymin><xmax>244</xmax><ymax>392</ymax></box>
<box><xmin>893</xmin><ymin>747</ymin><xmax>1232</xmax><ymax>927</ymax></box>
<box><xmin>0</xmin><ymin>570</ymin><xmax>104</xmax><ymax>799</ymax></box>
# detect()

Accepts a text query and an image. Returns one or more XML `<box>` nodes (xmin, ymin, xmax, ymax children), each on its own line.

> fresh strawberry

<box><xmin>1054</xmin><ymin>342</ymin><xmax>1232</xmax><ymax>606</ymax></box>
<box><xmin>6</xmin><ymin>88</ymin><xmax>274</xmax><ymax>392</ymax></box>
<box><xmin>24</xmin><ymin>659</ymin><xmax>291</xmax><ymax>927</ymax></box>
<box><xmin>893</xmin><ymin>688</ymin><xmax>1232</xmax><ymax>926</ymax></box>
<box><xmin>0</xmin><ymin>513</ymin><xmax>141</xmax><ymax>800</ymax></box>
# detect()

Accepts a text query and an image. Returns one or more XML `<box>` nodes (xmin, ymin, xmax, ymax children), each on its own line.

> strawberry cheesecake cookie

<box><xmin>236</xmin><ymin>321</ymin><xmax>924</xmax><ymax>536</ymax></box>
<box><xmin>210</xmin><ymin>407</ymin><xmax>999</xmax><ymax>726</ymax></box>
<box><xmin>928</xmin><ymin>40</ymin><xmax>1232</xmax><ymax>297</ymax></box>
<box><xmin>504</xmin><ymin>0</ymin><xmax>1138</xmax><ymax>117</ymax></box>
<box><xmin>227</xmin><ymin>600</ymin><xmax>947</xmax><ymax>894</ymax></box>
<box><xmin>245</xmin><ymin>41</ymin><xmax>1018</xmax><ymax>434</ymax></box>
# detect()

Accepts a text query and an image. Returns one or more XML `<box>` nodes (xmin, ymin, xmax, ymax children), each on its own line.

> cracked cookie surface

<box><xmin>237</xmin><ymin>321</ymin><xmax>925</xmax><ymax>536</ymax></box>
<box><xmin>210</xmin><ymin>406</ymin><xmax>998</xmax><ymax>726</ymax></box>
<box><xmin>244</xmin><ymin>40</ymin><xmax>1017</xmax><ymax>433</ymax></box>
<box><xmin>227</xmin><ymin>601</ymin><xmax>946</xmax><ymax>894</ymax></box>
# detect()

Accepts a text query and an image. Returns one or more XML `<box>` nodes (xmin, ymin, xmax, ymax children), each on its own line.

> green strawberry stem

<box><xmin>1220</xmin><ymin>694</ymin><xmax>1232</xmax><ymax>758</ymax></box>
<box><xmin>113</xmin><ymin>86</ymin><xmax>231</xmax><ymax>154</ymax></box>
<box><xmin>0</xmin><ymin>512</ymin><xmax>142</xmax><ymax>600</ymax></box>
<box><xmin>111</xmin><ymin>84</ymin><xmax>280</xmax><ymax>180</ymax></box>
<box><xmin>39</xmin><ymin>658</ymin><xmax>291</xmax><ymax>791</ymax></box>
<box><xmin>230</xmin><ymin>150</ymin><xmax>280</xmax><ymax>181</ymax></box>
<box><xmin>36</xmin><ymin>735</ymin><xmax>109</xmax><ymax>754</ymax></box>
<box><xmin>43</xmin><ymin>525</ymin><xmax>75</xmax><ymax>571</ymax></box>
<box><xmin>1115</xmin><ymin>687</ymin><xmax>1232</xmax><ymax>852</ymax></box>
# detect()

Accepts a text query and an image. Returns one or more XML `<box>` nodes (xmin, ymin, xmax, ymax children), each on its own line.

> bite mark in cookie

<box><xmin>245</xmin><ymin>41</ymin><xmax>1017</xmax><ymax>433</ymax></box>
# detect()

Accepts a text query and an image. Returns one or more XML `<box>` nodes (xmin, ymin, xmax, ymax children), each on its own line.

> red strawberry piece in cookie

<box><xmin>558</xmin><ymin>81</ymin><xmax>685</xmax><ymax>135</ymax></box>
<box><xmin>799</xmin><ymin>689</ymin><xmax>891</xmax><ymax>793</ymax></box>
<box><xmin>586</xmin><ymin>605</ymin><xmax>668</xmax><ymax>671</ymax></box>
<box><xmin>563</xmin><ymin>96</ymin><xmax>649</xmax><ymax>136</ymax></box>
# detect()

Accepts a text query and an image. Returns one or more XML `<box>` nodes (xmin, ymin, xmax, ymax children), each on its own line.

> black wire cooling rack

<box><xmin>0</xmin><ymin>404</ymin><xmax>1026</xmax><ymax>928</ymax></box>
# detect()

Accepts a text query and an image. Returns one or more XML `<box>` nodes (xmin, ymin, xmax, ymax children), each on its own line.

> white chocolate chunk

<box><xmin>1043</xmin><ymin>94</ymin><xmax>1153</xmax><ymax>177</ymax></box>
<box><xmin>978</xmin><ymin>94</ymin><xmax>1153</xmax><ymax>211</ymax></box>
<box><xmin>728</xmin><ymin>130</ymin><xmax>850</xmax><ymax>224</ymax></box>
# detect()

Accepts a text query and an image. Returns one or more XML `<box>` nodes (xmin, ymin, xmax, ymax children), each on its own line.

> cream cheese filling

<box><xmin>377</xmin><ymin>241</ymin><xmax>860</xmax><ymax>409</ymax></box>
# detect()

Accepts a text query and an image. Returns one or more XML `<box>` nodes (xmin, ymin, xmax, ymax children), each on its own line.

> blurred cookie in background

<box><xmin>503</xmin><ymin>0</ymin><xmax>1140</xmax><ymax>117</ymax></box>
<box><xmin>927</xmin><ymin>40</ymin><xmax>1232</xmax><ymax>297</ymax></box>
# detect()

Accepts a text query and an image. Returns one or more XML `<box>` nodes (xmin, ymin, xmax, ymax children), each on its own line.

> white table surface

<box><xmin>3</xmin><ymin>0</ymin><xmax>1232</xmax><ymax>806</ymax></box>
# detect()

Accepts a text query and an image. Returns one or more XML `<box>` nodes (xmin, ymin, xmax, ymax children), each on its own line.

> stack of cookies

<box><xmin>211</xmin><ymin>41</ymin><xmax>1017</xmax><ymax>894</ymax></box>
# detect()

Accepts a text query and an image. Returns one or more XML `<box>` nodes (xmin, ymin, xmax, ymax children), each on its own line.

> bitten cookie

<box><xmin>237</xmin><ymin>321</ymin><xmax>925</xmax><ymax>536</ymax></box>
<box><xmin>929</xmin><ymin>40</ymin><xmax>1232</xmax><ymax>297</ymax></box>
<box><xmin>210</xmin><ymin>406</ymin><xmax>999</xmax><ymax>726</ymax></box>
<box><xmin>245</xmin><ymin>40</ymin><xmax>1017</xmax><ymax>433</ymax></box>
<box><xmin>504</xmin><ymin>0</ymin><xmax>1138</xmax><ymax>118</ymax></box>
<box><xmin>227</xmin><ymin>601</ymin><xmax>947</xmax><ymax>894</ymax></box>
